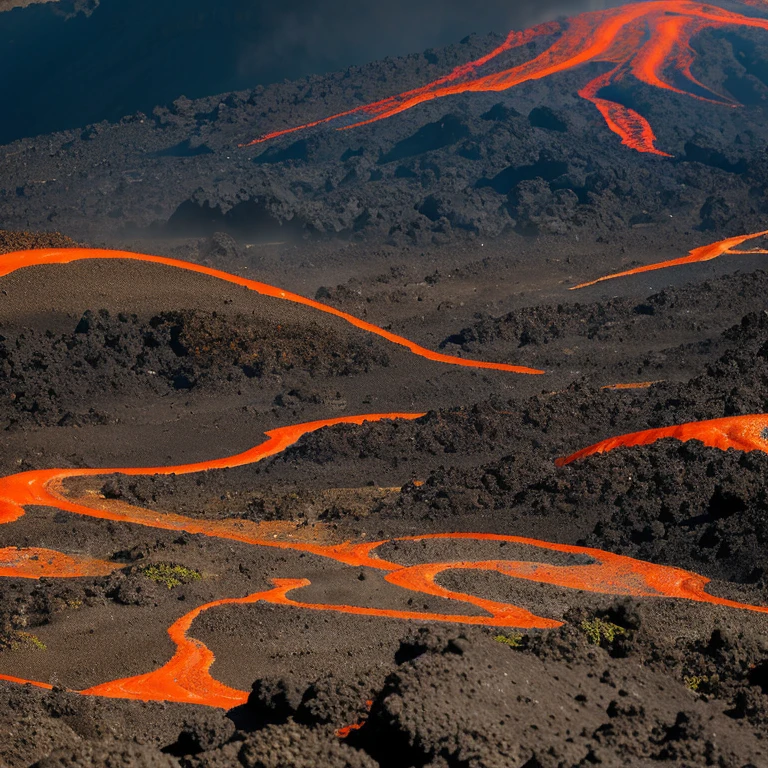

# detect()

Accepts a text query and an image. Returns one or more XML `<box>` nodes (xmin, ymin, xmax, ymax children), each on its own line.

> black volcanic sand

<box><xmin>3</xmin><ymin>9</ymin><xmax>768</xmax><ymax>765</ymax></box>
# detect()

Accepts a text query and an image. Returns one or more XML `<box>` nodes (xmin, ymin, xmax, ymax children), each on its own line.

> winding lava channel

<box><xmin>0</xmin><ymin>248</ymin><xmax>542</xmax><ymax>375</ymax></box>
<box><xmin>243</xmin><ymin>1</ymin><xmax>768</xmax><ymax>157</ymax></box>
<box><xmin>1</xmin><ymin>250</ymin><xmax>767</xmax><ymax>709</ymax></box>
<box><xmin>2</xmin><ymin>415</ymin><xmax>768</xmax><ymax>709</ymax></box>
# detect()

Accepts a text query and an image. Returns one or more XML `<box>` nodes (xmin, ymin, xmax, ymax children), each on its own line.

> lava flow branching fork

<box><xmin>242</xmin><ymin>1</ymin><xmax>768</xmax><ymax>157</ymax></box>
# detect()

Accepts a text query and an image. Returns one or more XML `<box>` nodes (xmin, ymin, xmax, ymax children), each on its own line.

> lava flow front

<box><xmin>244</xmin><ymin>1</ymin><xmax>768</xmax><ymax>156</ymax></box>
<box><xmin>556</xmin><ymin>413</ymin><xmax>768</xmax><ymax>465</ymax></box>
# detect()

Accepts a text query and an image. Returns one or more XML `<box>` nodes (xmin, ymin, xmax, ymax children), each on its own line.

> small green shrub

<box><xmin>0</xmin><ymin>631</ymin><xmax>47</xmax><ymax>652</ymax></box>
<box><xmin>684</xmin><ymin>675</ymin><xmax>708</xmax><ymax>692</ymax></box>
<box><xmin>140</xmin><ymin>563</ymin><xmax>202</xmax><ymax>589</ymax></box>
<box><xmin>494</xmin><ymin>632</ymin><xmax>524</xmax><ymax>648</ymax></box>
<box><xmin>581</xmin><ymin>618</ymin><xmax>627</xmax><ymax>646</ymax></box>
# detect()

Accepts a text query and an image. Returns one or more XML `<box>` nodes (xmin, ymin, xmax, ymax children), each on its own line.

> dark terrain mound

<box><xmin>219</xmin><ymin>616</ymin><xmax>768</xmax><ymax>764</ymax></box>
<box><xmin>0</xmin><ymin>229</ymin><xmax>78</xmax><ymax>254</ymax></box>
<box><xmin>19</xmin><ymin>621</ymin><xmax>768</xmax><ymax>767</ymax></box>
<box><xmin>2</xmin><ymin>23</ymin><xmax>768</xmax><ymax>244</ymax></box>
<box><xmin>0</xmin><ymin>308</ymin><xmax>388</xmax><ymax>430</ymax></box>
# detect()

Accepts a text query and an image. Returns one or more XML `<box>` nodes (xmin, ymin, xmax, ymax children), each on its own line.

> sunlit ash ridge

<box><xmin>244</xmin><ymin>1</ymin><xmax>768</xmax><ymax>156</ymax></box>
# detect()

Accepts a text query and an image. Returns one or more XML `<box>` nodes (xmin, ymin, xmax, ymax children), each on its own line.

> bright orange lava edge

<box><xmin>572</xmin><ymin>229</ymin><xmax>768</xmax><ymax>289</ymax></box>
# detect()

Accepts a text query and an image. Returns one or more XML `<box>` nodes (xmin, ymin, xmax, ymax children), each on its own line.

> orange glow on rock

<box><xmin>573</xmin><ymin>230</ymin><xmax>768</xmax><ymax>289</ymax></box>
<box><xmin>601</xmin><ymin>381</ymin><xmax>662</xmax><ymax>390</ymax></box>
<box><xmin>0</xmin><ymin>249</ymin><xmax>543</xmax><ymax>375</ymax></box>
<box><xmin>242</xmin><ymin>2</ymin><xmax>768</xmax><ymax>156</ymax></box>
<box><xmin>556</xmin><ymin>413</ymin><xmax>768</xmax><ymax>466</ymax></box>
<box><xmin>337</xmin><ymin>700</ymin><xmax>374</xmax><ymax>739</ymax></box>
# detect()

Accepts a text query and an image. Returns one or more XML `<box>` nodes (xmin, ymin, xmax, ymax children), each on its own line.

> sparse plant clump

<box><xmin>0</xmin><ymin>631</ymin><xmax>47</xmax><ymax>652</ymax></box>
<box><xmin>494</xmin><ymin>632</ymin><xmax>524</xmax><ymax>648</ymax></box>
<box><xmin>581</xmin><ymin>618</ymin><xmax>627</xmax><ymax>646</ymax></box>
<box><xmin>139</xmin><ymin>563</ymin><xmax>202</xmax><ymax>589</ymax></box>
<box><xmin>684</xmin><ymin>674</ymin><xmax>710</xmax><ymax>693</ymax></box>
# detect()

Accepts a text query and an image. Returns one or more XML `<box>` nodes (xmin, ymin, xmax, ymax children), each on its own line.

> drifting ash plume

<box><xmin>244</xmin><ymin>0</ymin><xmax>768</xmax><ymax>157</ymax></box>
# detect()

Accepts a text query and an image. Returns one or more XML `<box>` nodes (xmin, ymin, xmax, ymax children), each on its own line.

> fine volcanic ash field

<box><xmin>4</xmin><ymin>1</ymin><xmax>768</xmax><ymax>766</ymax></box>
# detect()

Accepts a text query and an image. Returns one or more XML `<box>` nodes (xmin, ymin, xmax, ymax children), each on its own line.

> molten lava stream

<box><xmin>243</xmin><ymin>1</ymin><xmax>768</xmax><ymax>156</ymax></box>
<box><xmin>573</xmin><ymin>230</ymin><xmax>768</xmax><ymax>289</ymax></box>
<box><xmin>0</xmin><ymin>547</ymin><xmax>118</xmax><ymax>579</ymax></box>
<box><xmin>0</xmin><ymin>249</ymin><xmax>542</xmax><ymax>375</ymax></box>
<box><xmin>3</xmin><ymin>427</ymin><xmax>768</xmax><ymax>707</ymax></box>
<box><xmin>556</xmin><ymin>413</ymin><xmax>768</xmax><ymax>466</ymax></box>
<box><xmin>75</xmin><ymin>532</ymin><xmax>768</xmax><ymax>709</ymax></box>
<box><xmin>0</xmin><ymin>413</ymin><xmax>426</xmax><ymax>530</ymax></box>
<box><xmin>22</xmin><ymin>535</ymin><xmax>768</xmax><ymax>709</ymax></box>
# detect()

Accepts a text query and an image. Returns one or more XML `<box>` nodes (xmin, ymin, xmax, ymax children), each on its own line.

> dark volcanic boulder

<box><xmin>32</xmin><ymin>741</ymin><xmax>180</xmax><ymax>768</ymax></box>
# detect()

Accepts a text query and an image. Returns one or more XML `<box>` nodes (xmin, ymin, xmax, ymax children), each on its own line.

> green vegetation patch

<box><xmin>494</xmin><ymin>632</ymin><xmax>524</xmax><ymax>648</ymax></box>
<box><xmin>684</xmin><ymin>674</ymin><xmax>709</xmax><ymax>692</ymax></box>
<box><xmin>140</xmin><ymin>562</ymin><xmax>202</xmax><ymax>589</ymax></box>
<box><xmin>581</xmin><ymin>617</ymin><xmax>627</xmax><ymax>646</ymax></box>
<box><xmin>0</xmin><ymin>631</ymin><xmax>47</xmax><ymax>652</ymax></box>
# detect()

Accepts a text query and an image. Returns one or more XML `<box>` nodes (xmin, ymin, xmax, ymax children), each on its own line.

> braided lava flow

<box><xmin>243</xmin><ymin>1</ymin><xmax>768</xmax><ymax>156</ymax></box>
<box><xmin>1</xmin><ymin>414</ymin><xmax>768</xmax><ymax>707</ymax></box>
<box><xmin>0</xmin><ymin>249</ymin><xmax>542</xmax><ymax>375</ymax></box>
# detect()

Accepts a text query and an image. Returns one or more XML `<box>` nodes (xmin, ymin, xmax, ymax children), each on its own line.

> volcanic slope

<box><xmin>4</xmin><ymin>0</ymin><xmax>768</xmax><ymax>764</ymax></box>
<box><xmin>2</xmin><ymin>2</ymin><xmax>768</xmax><ymax>248</ymax></box>
<box><xmin>0</xmin><ymin>232</ymin><xmax>768</xmax><ymax>766</ymax></box>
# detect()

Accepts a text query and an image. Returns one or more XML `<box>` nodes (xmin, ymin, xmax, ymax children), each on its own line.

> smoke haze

<box><xmin>0</xmin><ymin>0</ymin><xmax>616</xmax><ymax>144</ymax></box>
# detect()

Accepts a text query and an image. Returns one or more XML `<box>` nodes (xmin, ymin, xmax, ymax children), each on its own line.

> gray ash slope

<box><xmin>2</xmin><ymin>22</ymin><xmax>768</xmax><ymax>244</ymax></box>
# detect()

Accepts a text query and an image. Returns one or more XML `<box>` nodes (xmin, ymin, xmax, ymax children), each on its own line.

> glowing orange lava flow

<box><xmin>243</xmin><ymin>1</ymin><xmax>768</xmax><ymax>156</ymax></box>
<box><xmin>0</xmin><ymin>413</ymin><xmax>425</xmax><ymax>529</ymax></box>
<box><xmin>11</xmin><ymin>532</ymin><xmax>767</xmax><ymax>709</ymax></box>
<box><xmin>2</xmin><ymin>414</ymin><xmax>768</xmax><ymax>707</ymax></box>
<box><xmin>573</xmin><ymin>230</ymin><xmax>768</xmax><ymax>289</ymax></box>
<box><xmin>0</xmin><ymin>249</ymin><xmax>542</xmax><ymax>375</ymax></box>
<box><xmin>0</xmin><ymin>547</ymin><xmax>118</xmax><ymax>579</ymax></box>
<box><xmin>556</xmin><ymin>413</ymin><xmax>768</xmax><ymax>466</ymax></box>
